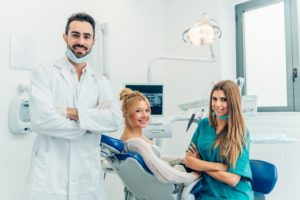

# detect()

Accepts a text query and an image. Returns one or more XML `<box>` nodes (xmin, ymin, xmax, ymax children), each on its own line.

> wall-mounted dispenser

<box><xmin>8</xmin><ymin>84</ymin><xmax>31</xmax><ymax>135</ymax></box>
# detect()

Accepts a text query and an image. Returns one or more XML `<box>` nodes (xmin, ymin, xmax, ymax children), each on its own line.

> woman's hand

<box><xmin>186</xmin><ymin>143</ymin><xmax>200</xmax><ymax>159</ymax></box>
<box><xmin>184</xmin><ymin>143</ymin><xmax>201</xmax><ymax>170</ymax></box>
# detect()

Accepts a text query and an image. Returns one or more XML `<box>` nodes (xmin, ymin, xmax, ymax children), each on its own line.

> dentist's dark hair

<box><xmin>65</xmin><ymin>12</ymin><xmax>96</xmax><ymax>39</ymax></box>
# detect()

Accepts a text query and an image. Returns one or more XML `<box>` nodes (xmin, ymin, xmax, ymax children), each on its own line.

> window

<box><xmin>236</xmin><ymin>0</ymin><xmax>300</xmax><ymax>112</ymax></box>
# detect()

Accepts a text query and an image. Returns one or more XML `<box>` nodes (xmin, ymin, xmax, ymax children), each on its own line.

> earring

<box><xmin>212</xmin><ymin>110</ymin><xmax>216</xmax><ymax>118</ymax></box>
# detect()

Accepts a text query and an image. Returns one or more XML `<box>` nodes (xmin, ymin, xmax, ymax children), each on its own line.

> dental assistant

<box><xmin>26</xmin><ymin>12</ymin><xmax>122</xmax><ymax>200</ymax></box>
<box><xmin>184</xmin><ymin>80</ymin><xmax>253</xmax><ymax>200</ymax></box>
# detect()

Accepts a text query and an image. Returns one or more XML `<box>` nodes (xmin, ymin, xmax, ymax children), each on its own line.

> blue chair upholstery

<box><xmin>250</xmin><ymin>159</ymin><xmax>278</xmax><ymax>199</ymax></box>
<box><xmin>101</xmin><ymin>134</ymin><xmax>124</xmax><ymax>153</ymax></box>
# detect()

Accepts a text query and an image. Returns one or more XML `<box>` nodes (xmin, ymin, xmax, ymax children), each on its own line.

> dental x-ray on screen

<box><xmin>125</xmin><ymin>84</ymin><xmax>163</xmax><ymax>116</ymax></box>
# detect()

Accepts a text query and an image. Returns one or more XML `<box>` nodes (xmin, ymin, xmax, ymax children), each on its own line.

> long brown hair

<box><xmin>120</xmin><ymin>88</ymin><xmax>151</xmax><ymax>129</ymax></box>
<box><xmin>208</xmin><ymin>80</ymin><xmax>246</xmax><ymax>169</ymax></box>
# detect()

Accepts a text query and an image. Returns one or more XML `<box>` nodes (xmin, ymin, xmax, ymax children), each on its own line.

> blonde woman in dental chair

<box><xmin>119</xmin><ymin>88</ymin><xmax>199</xmax><ymax>185</ymax></box>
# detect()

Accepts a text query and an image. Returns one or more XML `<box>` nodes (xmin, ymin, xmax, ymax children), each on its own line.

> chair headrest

<box><xmin>250</xmin><ymin>159</ymin><xmax>278</xmax><ymax>194</ymax></box>
<box><xmin>100</xmin><ymin>134</ymin><xmax>124</xmax><ymax>153</ymax></box>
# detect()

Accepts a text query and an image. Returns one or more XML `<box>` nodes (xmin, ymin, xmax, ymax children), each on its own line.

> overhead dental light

<box><xmin>147</xmin><ymin>13</ymin><xmax>222</xmax><ymax>83</ymax></box>
<box><xmin>182</xmin><ymin>14</ymin><xmax>222</xmax><ymax>46</ymax></box>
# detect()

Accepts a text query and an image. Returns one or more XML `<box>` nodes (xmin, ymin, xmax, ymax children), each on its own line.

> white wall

<box><xmin>219</xmin><ymin>0</ymin><xmax>237</xmax><ymax>79</ymax></box>
<box><xmin>0</xmin><ymin>1</ymin><xmax>166</xmax><ymax>199</ymax></box>
<box><xmin>235</xmin><ymin>0</ymin><xmax>251</xmax><ymax>4</ymax></box>
<box><xmin>246</xmin><ymin>113</ymin><xmax>300</xmax><ymax>200</ymax></box>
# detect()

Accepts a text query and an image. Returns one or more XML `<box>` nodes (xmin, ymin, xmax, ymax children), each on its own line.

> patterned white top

<box><xmin>124</xmin><ymin>138</ymin><xmax>195</xmax><ymax>185</ymax></box>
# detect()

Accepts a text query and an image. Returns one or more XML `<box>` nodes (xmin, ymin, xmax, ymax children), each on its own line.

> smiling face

<box><xmin>130</xmin><ymin>100</ymin><xmax>151</xmax><ymax>129</ymax></box>
<box><xmin>63</xmin><ymin>20</ymin><xmax>95</xmax><ymax>58</ymax></box>
<box><xmin>211</xmin><ymin>89</ymin><xmax>228</xmax><ymax>117</ymax></box>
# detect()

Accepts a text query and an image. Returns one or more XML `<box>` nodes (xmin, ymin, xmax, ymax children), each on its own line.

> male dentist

<box><xmin>26</xmin><ymin>12</ymin><xmax>122</xmax><ymax>200</ymax></box>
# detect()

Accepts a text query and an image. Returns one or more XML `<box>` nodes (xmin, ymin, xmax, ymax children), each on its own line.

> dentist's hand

<box><xmin>67</xmin><ymin>108</ymin><xmax>79</xmax><ymax>121</ymax></box>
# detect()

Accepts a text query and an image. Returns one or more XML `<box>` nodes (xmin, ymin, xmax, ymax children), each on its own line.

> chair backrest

<box><xmin>117</xmin><ymin>157</ymin><xmax>176</xmax><ymax>200</ymax></box>
<box><xmin>101</xmin><ymin>134</ymin><xmax>124</xmax><ymax>153</ymax></box>
<box><xmin>250</xmin><ymin>159</ymin><xmax>278</xmax><ymax>194</ymax></box>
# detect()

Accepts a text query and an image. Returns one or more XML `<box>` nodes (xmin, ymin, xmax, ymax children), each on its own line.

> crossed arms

<box><xmin>184</xmin><ymin>143</ymin><xmax>241</xmax><ymax>187</ymax></box>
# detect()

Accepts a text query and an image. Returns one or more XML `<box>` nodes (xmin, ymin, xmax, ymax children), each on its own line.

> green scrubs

<box><xmin>191</xmin><ymin>118</ymin><xmax>253</xmax><ymax>200</ymax></box>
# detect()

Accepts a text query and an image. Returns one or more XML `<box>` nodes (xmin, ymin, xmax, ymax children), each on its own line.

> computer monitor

<box><xmin>125</xmin><ymin>84</ymin><xmax>163</xmax><ymax>116</ymax></box>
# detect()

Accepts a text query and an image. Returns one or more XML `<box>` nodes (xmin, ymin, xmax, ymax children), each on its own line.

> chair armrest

<box><xmin>181</xmin><ymin>178</ymin><xmax>202</xmax><ymax>200</ymax></box>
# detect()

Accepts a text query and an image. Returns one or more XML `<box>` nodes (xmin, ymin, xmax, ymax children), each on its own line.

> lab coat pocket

<box><xmin>93</xmin><ymin>157</ymin><xmax>103</xmax><ymax>191</ymax></box>
<box><xmin>92</xmin><ymin>158</ymin><xmax>102</xmax><ymax>191</ymax></box>
<box><xmin>77</xmin><ymin>157</ymin><xmax>102</xmax><ymax>193</ymax></box>
<box><xmin>31</xmin><ymin>152</ymin><xmax>49</xmax><ymax>192</ymax></box>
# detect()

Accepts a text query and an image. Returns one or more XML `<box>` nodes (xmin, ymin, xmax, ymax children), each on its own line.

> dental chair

<box><xmin>100</xmin><ymin>134</ymin><xmax>201</xmax><ymax>200</ymax></box>
<box><xmin>100</xmin><ymin>135</ymin><xmax>278</xmax><ymax>200</ymax></box>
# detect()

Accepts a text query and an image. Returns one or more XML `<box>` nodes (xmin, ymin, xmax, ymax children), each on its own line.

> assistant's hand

<box><xmin>67</xmin><ymin>108</ymin><xmax>79</xmax><ymax>121</ymax></box>
<box><xmin>184</xmin><ymin>143</ymin><xmax>200</xmax><ymax>170</ymax></box>
<box><xmin>186</xmin><ymin>143</ymin><xmax>200</xmax><ymax>159</ymax></box>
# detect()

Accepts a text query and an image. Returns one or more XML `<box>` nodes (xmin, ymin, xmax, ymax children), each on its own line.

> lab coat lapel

<box><xmin>77</xmin><ymin>64</ymin><xmax>99</xmax><ymax>107</ymax></box>
<box><xmin>53</xmin><ymin>57</ymin><xmax>74</xmax><ymax>91</ymax></box>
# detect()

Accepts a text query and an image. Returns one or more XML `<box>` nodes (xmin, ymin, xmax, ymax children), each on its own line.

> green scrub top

<box><xmin>191</xmin><ymin>118</ymin><xmax>253</xmax><ymax>200</ymax></box>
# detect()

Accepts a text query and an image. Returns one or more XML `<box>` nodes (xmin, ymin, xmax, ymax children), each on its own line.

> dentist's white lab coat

<box><xmin>25</xmin><ymin>57</ymin><xmax>122</xmax><ymax>200</ymax></box>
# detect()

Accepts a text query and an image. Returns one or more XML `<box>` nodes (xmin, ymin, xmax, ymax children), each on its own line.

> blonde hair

<box><xmin>208</xmin><ymin>80</ymin><xmax>247</xmax><ymax>169</ymax></box>
<box><xmin>120</xmin><ymin>88</ymin><xmax>151</xmax><ymax>128</ymax></box>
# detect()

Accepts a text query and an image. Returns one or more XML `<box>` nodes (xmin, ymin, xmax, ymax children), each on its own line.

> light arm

<box><xmin>147</xmin><ymin>45</ymin><xmax>215</xmax><ymax>83</ymax></box>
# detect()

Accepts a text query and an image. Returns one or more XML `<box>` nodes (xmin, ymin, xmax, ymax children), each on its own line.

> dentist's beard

<box><xmin>65</xmin><ymin>45</ymin><xmax>91</xmax><ymax>64</ymax></box>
